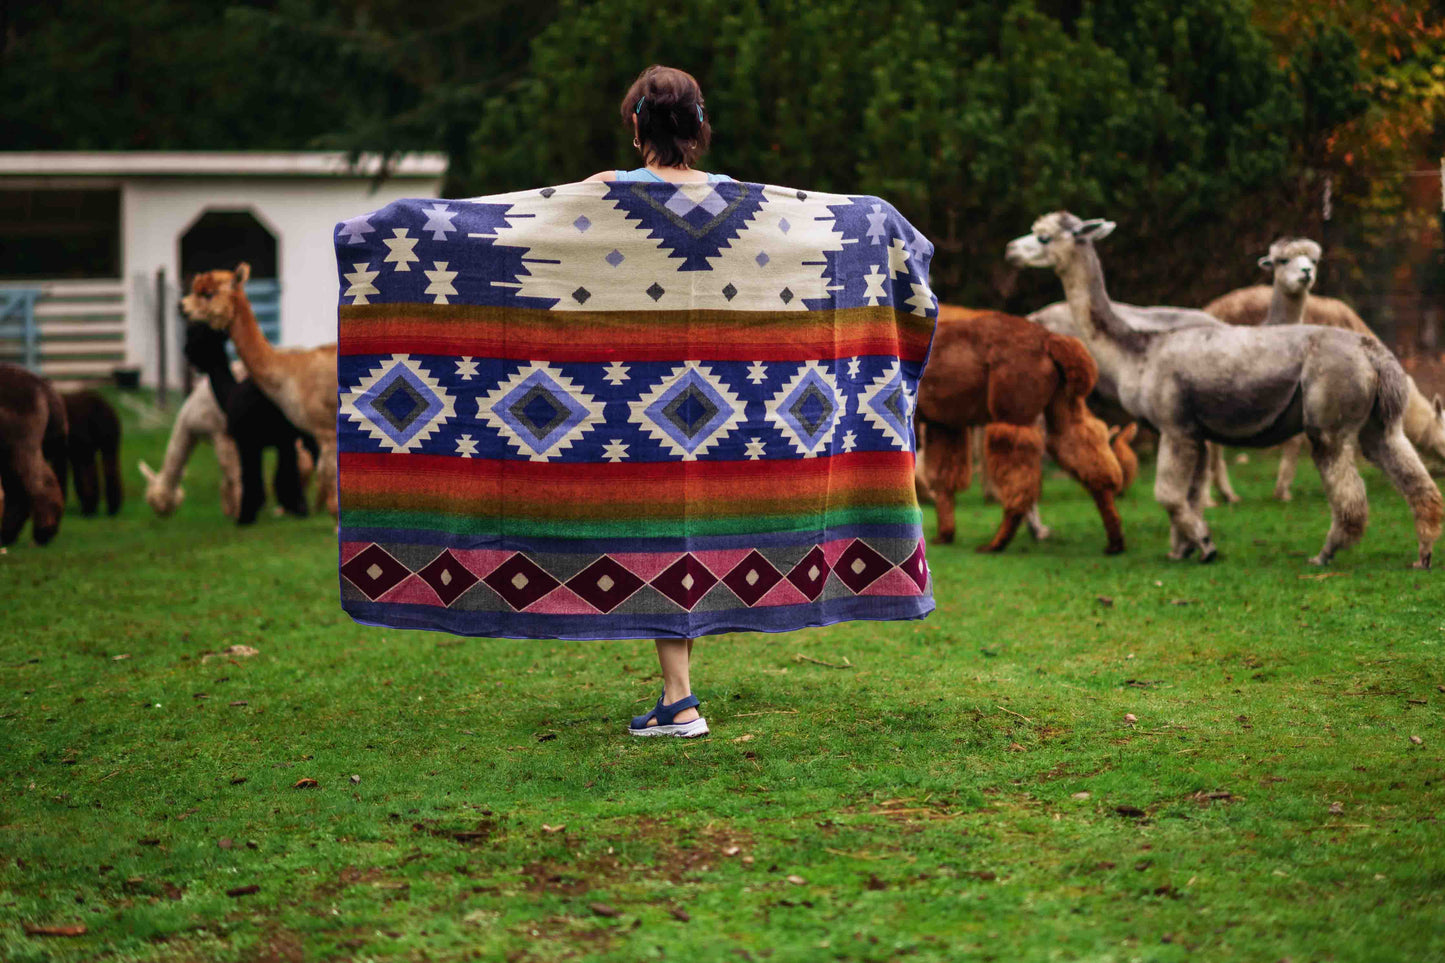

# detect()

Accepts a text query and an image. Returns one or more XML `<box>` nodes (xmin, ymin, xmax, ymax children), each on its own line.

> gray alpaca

<box><xmin>1007</xmin><ymin>211</ymin><xmax>1442</xmax><ymax>569</ymax></box>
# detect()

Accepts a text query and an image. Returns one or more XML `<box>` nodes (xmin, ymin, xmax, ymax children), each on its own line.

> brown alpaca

<box><xmin>181</xmin><ymin>263</ymin><xmax>339</xmax><ymax>516</ymax></box>
<box><xmin>0</xmin><ymin>363</ymin><xmax>68</xmax><ymax>546</ymax></box>
<box><xmin>915</xmin><ymin>306</ymin><xmax>1125</xmax><ymax>554</ymax></box>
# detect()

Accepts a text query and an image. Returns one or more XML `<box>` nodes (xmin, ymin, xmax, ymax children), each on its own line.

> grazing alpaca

<box><xmin>1009</xmin><ymin>212</ymin><xmax>1442</xmax><ymax>568</ymax></box>
<box><xmin>181</xmin><ymin>264</ymin><xmax>338</xmax><ymax>516</ymax></box>
<box><xmin>915</xmin><ymin>306</ymin><xmax>1125</xmax><ymax>554</ymax></box>
<box><xmin>1204</xmin><ymin>251</ymin><xmax>1445</xmax><ymax>493</ymax></box>
<box><xmin>140</xmin><ymin>375</ymin><xmax>243</xmax><ymax>518</ymax></box>
<box><xmin>60</xmin><ymin>390</ymin><xmax>123</xmax><ymax>516</ymax></box>
<box><xmin>0</xmin><ymin>363</ymin><xmax>68</xmax><ymax>546</ymax></box>
<box><xmin>183</xmin><ymin>322</ymin><xmax>317</xmax><ymax>524</ymax></box>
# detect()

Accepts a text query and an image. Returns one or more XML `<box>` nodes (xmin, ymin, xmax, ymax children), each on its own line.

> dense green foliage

<box><xmin>3</xmin><ymin>0</ymin><xmax>1381</xmax><ymax>308</ymax></box>
<box><xmin>2</xmin><ymin>395</ymin><xmax>1443</xmax><ymax>962</ymax></box>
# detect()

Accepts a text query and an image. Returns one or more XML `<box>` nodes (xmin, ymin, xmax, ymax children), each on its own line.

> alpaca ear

<box><xmin>1434</xmin><ymin>394</ymin><xmax>1443</xmax><ymax>419</ymax></box>
<box><xmin>1258</xmin><ymin>255</ymin><xmax>1275</xmax><ymax>271</ymax></box>
<box><xmin>234</xmin><ymin>262</ymin><xmax>251</xmax><ymax>286</ymax></box>
<box><xmin>1074</xmin><ymin>219</ymin><xmax>1115</xmax><ymax>242</ymax></box>
<box><xmin>138</xmin><ymin>459</ymin><xmax>156</xmax><ymax>482</ymax></box>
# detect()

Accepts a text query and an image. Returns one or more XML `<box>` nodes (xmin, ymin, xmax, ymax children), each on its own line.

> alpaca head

<box><xmin>1258</xmin><ymin>238</ymin><xmax>1321</xmax><ymax>297</ymax></box>
<box><xmin>180</xmin><ymin>262</ymin><xmax>251</xmax><ymax>331</ymax></box>
<box><xmin>1005</xmin><ymin>212</ymin><xmax>1116</xmax><ymax>273</ymax></box>
<box><xmin>138</xmin><ymin>459</ymin><xmax>184</xmax><ymax>515</ymax></box>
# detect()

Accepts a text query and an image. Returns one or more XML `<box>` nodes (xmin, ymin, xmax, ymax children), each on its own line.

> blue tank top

<box><xmin>613</xmin><ymin>167</ymin><xmax>733</xmax><ymax>183</ymax></box>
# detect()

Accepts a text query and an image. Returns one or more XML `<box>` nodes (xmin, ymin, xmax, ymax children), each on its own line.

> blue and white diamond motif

<box><xmin>478</xmin><ymin>362</ymin><xmax>605</xmax><ymax>461</ymax></box>
<box><xmin>630</xmin><ymin>363</ymin><xmax>746</xmax><ymax>461</ymax></box>
<box><xmin>858</xmin><ymin>361</ymin><xmax>914</xmax><ymax>450</ymax></box>
<box><xmin>765</xmin><ymin>361</ymin><xmax>842</xmax><ymax>457</ymax></box>
<box><xmin>340</xmin><ymin>354</ymin><xmax>457</xmax><ymax>453</ymax></box>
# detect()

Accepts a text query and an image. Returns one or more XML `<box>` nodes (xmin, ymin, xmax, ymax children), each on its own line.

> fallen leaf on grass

<box><xmin>786</xmin><ymin>874</ymin><xmax>806</xmax><ymax>885</ymax></box>
<box><xmin>1169</xmin><ymin>599</ymin><xmax>1195</xmax><ymax>606</ymax></box>
<box><xmin>137</xmin><ymin>838</ymin><xmax>160</xmax><ymax>846</ymax></box>
<box><xmin>229</xmin><ymin>701</ymin><xmax>248</xmax><ymax>707</ymax></box>
<box><xmin>217</xmin><ymin>838</ymin><xmax>233</xmax><ymax>850</ymax></box>
<box><xmin>1298</xmin><ymin>572</ymin><xmax>1350</xmax><ymax>580</ymax></box>
<box><xmin>731</xmin><ymin>733</ymin><xmax>755</xmax><ymax>743</ymax></box>
<box><xmin>226</xmin><ymin>885</ymin><xmax>260</xmax><ymax>898</ymax></box>
<box><xmin>230</xmin><ymin>777</ymin><xmax>247</xmax><ymax>785</ymax></box>
<box><xmin>1096</xmin><ymin>596</ymin><xmax>1114</xmax><ymax>607</ymax></box>
<box><xmin>541</xmin><ymin>824</ymin><xmax>566</xmax><ymax>834</ymax></box>
<box><xmin>1124</xmin><ymin>713</ymin><xmax>1138</xmax><ymax>724</ymax></box>
<box><xmin>293</xmin><ymin>778</ymin><xmax>318</xmax><ymax>789</ymax></box>
<box><xmin>111</xmin><ymin>654</ymin><xmax>130</xmax><ymax>662</ymax></box>
<box><xmin>589</xmin><ymin>902</ymin><xmax>621</xmax><ymax>918</ymax></box>
<box><xmin>1071</xmin><ymin>792</ymin><xmax>1091</xmax><ymax>800</ymax></box>
<box><xmin>536</xmin><ymin>732</ymin><xmax>557</xmax><ymax>743</ymax></box>
<box><xmin>1115</xmin><ymin>806</ymin><xmax>1146</xmax><ymax>818</ymax></box>
<box><xmin>1409</xmin><ymin>735</ymin><xmax>1423</xmax><ymax>746</ymax></box>
<box><xmin>350</xmin><ymin>774</ymin><xmax>361</xmax><ymax>785</ymax></box>
<box><xmin>1329</xmin><ymin>802</ymin><xmax>1345</xmax><ymax>814</ymax></box>
<box><xmin>866</xmin><ymin>873</ymin><xmax>887</xmax><ymax>891</ymax></box>
<box><xmin>723</xmin><ymin>846</ymin><xmax>741</xmax><ymax>857</ymax></box>
<box><xmin>793</xmin><ymin>653</ymin><xmax>852</xmax><ymax>669</ymax></box>
<box><xmin>202</xmin><ymin>645</ymin><xmax>259</xmax><ymax>664</ymax></box>
<box><xmin>669</xmin><ymin>906</ymin><xmax>691</xmax><ymax>922</ymax></box>
<box><xmin>1005</xmin><ymin>742</ymin><xmax>1026</xmax><ymax>752</ymax></box>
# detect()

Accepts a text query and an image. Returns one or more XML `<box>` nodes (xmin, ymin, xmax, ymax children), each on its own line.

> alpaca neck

<box><xmin>195</xmin><ymin>350</ymin><xmax>237</xmax><ymax>407</ymax></box>
<box><xmin>157</xmin><ymin>409</ymin><xmax>201</xmax><ymax>491</ymax></box>
<box><xmin>226</xmin><ymin>289</ymin><xmax>281</xmax><ymax>390</ymax></box>
<box><xmin>1060</xmin><ymin>245</ymin><xmax>1140</xmax><ymax>351</ymax></box>
<box><xmin>1266</xmin><ymin>284</ymin><xmax>1308</xmax><ymax>326</ymax></box>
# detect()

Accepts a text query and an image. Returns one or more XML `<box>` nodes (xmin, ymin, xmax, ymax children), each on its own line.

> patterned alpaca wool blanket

<box><xmin>334</xmin><ymin>180</ymin><xmax>937</xmax><ymax>640</ymax></box>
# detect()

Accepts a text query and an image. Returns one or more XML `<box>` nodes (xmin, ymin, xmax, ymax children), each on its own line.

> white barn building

<box><xmin>0</xmin><ymin>151</ymin><xmax>447</xmax><ymax>388</ymax></box>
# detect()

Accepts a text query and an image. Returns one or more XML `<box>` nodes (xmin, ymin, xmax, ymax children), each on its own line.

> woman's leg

<box><xmin>645</xmin><ymin>638</ymin><xmax>700</xmax><ymax>725</ymax></box>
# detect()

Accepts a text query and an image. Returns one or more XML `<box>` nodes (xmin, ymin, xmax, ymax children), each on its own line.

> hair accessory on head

<box><xmin>634</xmin><ymin>97</ymin><xmax>646</xmax><ymax>115</ymax></box>
<box><xmin>696</xmin><ymin>104</ymin><xmax>704</xmax><ymax>123</ymax></box>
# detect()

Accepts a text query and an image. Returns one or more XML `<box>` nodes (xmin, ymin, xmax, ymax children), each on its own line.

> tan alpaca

<box><xmin>139</xmin><ymin>373</ymin><xmax>242</xmax><ymax>517</ymax></box>
<box><xmin>1205</xmin><ymin>281</ymin><xmax>1445</xmax><ymax>494</ymax></box>
<box><xmin>181</xmin><ymin>263</ymin><xmax>339</xmax><ymax>516</ymax></box>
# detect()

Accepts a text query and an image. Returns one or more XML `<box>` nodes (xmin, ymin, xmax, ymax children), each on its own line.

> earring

<box><xmin>633</xmin><ymin>137</ymin><xmax>641</xmax><ymax>148</ymax></box>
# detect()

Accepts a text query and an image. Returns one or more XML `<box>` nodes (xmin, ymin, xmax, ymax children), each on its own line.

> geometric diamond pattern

<box><xmin>900</xmin><ymin>539</ymin><xmax>929</xmax><ymax>593</ymax></box>
<box><xmin>477</xmin><ymin>362</ymin><xmax>606</xmax><ymax>462</ymax></box>
<box><xmin>832</xmin><ymin>539</ymin><xmax>892</xmax><ymax>593</ymax></box>
<box><xmin>786</xmin><ymin>546</ymin><xmax>831</xmax><ymax>601</ymax></box>
<box><xmin>417</xmin><ymin>549</ymin><xmax>480</xmax><ymax>606</ymax></box>
<box><xmin>483</xmin><ymin>554</ymin><xmax>561</xmax><ymax>610</ymax></box>
<box><xmin>721</xmin><ymin>550</ymin><xmax>784</xmax><ymax>606</ymax></box>
<box><xmin>859</xmin><ymin>360</ymin><xmax>913</xmax><ymax>450</ymax></box>
<box><xmin>651</xmin><ymin>554</ymin><xmax>720</xmax><ymax>610</ymax></box>
<box><xmin>340</xmin><ymin>544</ymin><xmax>411</xmax><ymax>600</ymax></box>
<box><xmin>629</xmin><ymin>363</ymin><xmax>746</xmax><ymax>461</ymax></box>
<box><xmin>566</xmin><ymin>556</ymin><xmax>645</xmax><ymax>614</ymax></box>
<box><xmin>765</xmin><ymin>361</ymin><xmax>842</xmax><ymax>457</ymax></box>
<box><xmin>339</xmin><ymin>354</ymin><xmax>457</xmax><ymax>454</ymax></box>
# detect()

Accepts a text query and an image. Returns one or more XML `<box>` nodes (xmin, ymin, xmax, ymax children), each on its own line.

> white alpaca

<box><xmin>139</xmin><ymin>369</ymin><xmax>243</xmax><ymax>517</ymax></box>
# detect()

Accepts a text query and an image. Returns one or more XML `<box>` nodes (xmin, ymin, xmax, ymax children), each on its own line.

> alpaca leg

<box><xmin>74</xmin><ymin>452</ymin><xmax>101</xmax><ymax>516</ymax></box>
<box><xmin>978</xmin><ymin>422</ymin><xmax>1043</xmax><ymax>554</ymax></box>
<box><xmin>1155</xmin><ymin>433</ymin><xmax>1213</xmax><ymax>561</ymax></box>
<box><xmin>1211</xmin><ymin>443</ymin><xmax>1241</xmax><ymax>505</ymax></box>
<box><xmin>1274</xmin><ymin>435</ymin><xmax>1305</xmax><ymax>501</ymax></box>
<box><xmin>213</xmin><ymin>434</ymin><xmax>242</xmax><ymax>518</ymax></box>
<box><xmin>1045</xmin><ymin>413</ymin><xmax>1125</xmax><ymax>555</ymax></box>
<box><xmin>973</xmin><ymin>427</ymin><xmax>998</xmax><ymax>504</ymax></box>
<box><xmin>272</xmin><ymin>440</ymin><xmax>309</xmax><ymax>517</ymax></box>
<box><xmin>0</xmin><ymin>466</ymin><xmax>26</xmax><ymax>546</ymax></box>
<box><xmin>1024</xmin><ymin>505</ymin><xmax>1051</xmax><ymax>541</ymax></box>
<box><xmin>237</xmin><ymin>443</ymin><xmax>265</xmax><ymax>526</ymax></box>
<box><xmin>14</xmin><ymin>445</ymin><xmax>64</xmax><ymax>545</ymax></box>
<box><xmin>316</xmin><ymin>436</ymin><xmax>339</xmax><ymax>517</ymax></box>
<box><xmin>1357</xmin><ymin>422</ymin><xmax>1443</xmax><ymax>570</ymax></box>
<box><xmin>101</xmin><ymin>441</ymin><xmax>123</xmax><ymax>515</ymax></box>
<box><xmin>1200</xmin><ymin>443</ymin><xmax>1218</xmax><ymax>509</ymax></box>
<box><xmin>923</xmin><ymin>424</ymin><xmax>967</xmax><ymax>544</ymax></box>
<box><xmin>1307</xmin><ymin>434</ymin><xmax>1369</xmax><ymax>566</ymax></box>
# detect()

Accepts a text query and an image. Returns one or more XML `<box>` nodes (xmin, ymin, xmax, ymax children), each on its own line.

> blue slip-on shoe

<box><xmin>629</xmin><ymin>692</ymin><xmax>709</xmax><ymax>738</ymax></box>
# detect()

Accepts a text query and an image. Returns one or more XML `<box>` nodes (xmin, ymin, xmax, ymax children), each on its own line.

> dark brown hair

<box><xmin>620</xmin><ymin>65</ymin><xmax>711</xmax><ymax>169</ymax></box>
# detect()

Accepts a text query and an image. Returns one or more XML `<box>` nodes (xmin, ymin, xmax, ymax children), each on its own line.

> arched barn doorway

<box><xmin>179</xmin><ymin>209</ymin><xmax>281</xmax><ymax>343</ymax></box>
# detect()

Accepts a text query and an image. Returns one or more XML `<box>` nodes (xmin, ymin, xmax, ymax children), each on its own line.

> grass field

<box><xmin>2</xmin><ymin>393</ymin><xmax>1442</xmax><ymax>963</ymax></box>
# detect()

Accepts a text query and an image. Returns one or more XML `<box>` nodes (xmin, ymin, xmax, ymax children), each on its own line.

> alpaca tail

<box><xmin>1043</xmin><ymin>332</ymin><xmax>1098</xmax><ymax>400</ymax></box>
<box><xmin>1109</xmin><ymin>422</ymin><xmax>1140</xmax><ymax>493</ymax></box>
<box><xmin>1364</xmin><ymin>339</ymin><xmax>1409</xmax><ymax>431</ymax></box>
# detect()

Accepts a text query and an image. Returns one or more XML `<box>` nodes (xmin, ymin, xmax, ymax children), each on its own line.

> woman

<box><xmin>588</xmin><ymin>65</ymin><xmax>730</xmax><ymax>737</ymax></box>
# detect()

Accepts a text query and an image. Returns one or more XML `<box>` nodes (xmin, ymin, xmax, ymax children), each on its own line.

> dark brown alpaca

<box><xmin>61</xmin><ymin>390</ymin><xmax>123</xmax><ymax>516</ymax></box>
<box><xmin>915</xmin><ymin>307</ymin><xmax>1125</xmax><ymax>554</ymax></box>
<box><xmin>0</xmin><ymin>363</ymin><xmax>68</xmax><ymax>546</ymax></box>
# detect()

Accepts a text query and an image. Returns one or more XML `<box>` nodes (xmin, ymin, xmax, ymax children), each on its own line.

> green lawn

<box><xmin>2</xmin><ymin>393</ymin><xmax>1442</xmax><ymax>962</ymax></box>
